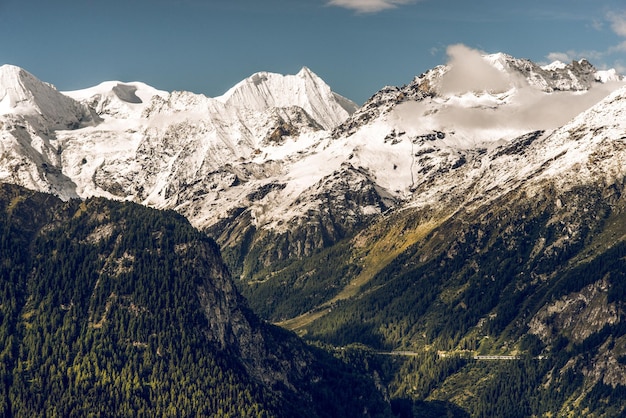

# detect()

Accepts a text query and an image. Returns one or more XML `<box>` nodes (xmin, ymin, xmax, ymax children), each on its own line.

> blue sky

<box><xmin>0</xmin><ymin>0</ymin><xmax>625</xmax><ymax>104</ymax></box>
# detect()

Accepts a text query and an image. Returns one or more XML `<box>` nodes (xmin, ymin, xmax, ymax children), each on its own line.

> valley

<box><xmin>2</xmin><ymin>50</ymin><xmax>626</xmax><ymax>416</ymax></box>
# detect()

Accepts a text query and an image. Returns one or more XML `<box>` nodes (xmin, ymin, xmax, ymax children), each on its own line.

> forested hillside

<box><xmin>0</xmin><ymin>183</ymin><xmax>390</xmax><ymax>417</ymax></box>
<box><xmin>275</xmin><ymin>181</ymin><xmax>626</xmax><ymax>417</ymax></box>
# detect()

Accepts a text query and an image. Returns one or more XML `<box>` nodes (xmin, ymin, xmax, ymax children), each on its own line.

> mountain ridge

<box><xmin>1</xmin><ymin>54</ymin><xmax>625</xmax><ymax>280</ymax></box>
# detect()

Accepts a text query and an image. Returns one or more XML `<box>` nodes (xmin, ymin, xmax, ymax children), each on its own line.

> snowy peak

<box><xmin>0</xmin><ymin>64</ymin><xmax>94</xmax><ymax>129</ymax></box>
<box><xmin>595</xmin><ymin>68</ymin><xmax>623</xmax><ymax>83</ymax></box>
<box><xmin>0</xmin><ymin>65</ymin><xmax>44</xmax><ymax>113</ymax></box>
<box><xmin>217</xmin><ymin>67</ymin><xmax>357</xmax><ymax>130</ymax></box>
<box><xmin>64</xmin><ymin>81</ymin><xmax>168</xmax><ymax>119</ymax></box>
<box><xmin>541</xmin><ymin>60</ymin><xmax>568</xmax><ymax>71</ymax></box>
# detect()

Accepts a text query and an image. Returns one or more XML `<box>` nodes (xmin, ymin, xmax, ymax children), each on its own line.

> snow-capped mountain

<box><xmin>334</xmin><ymin>52</ymin><xmax>623</xmax><ymax>138</ymax></box>
<box><xmin>0</xmin><ymin>65</ymin><xmax>356</xmax><ymax>217</ymax></box>
<box><xmin>0</xmin><ymin>65</ymin><xmax>99</xmax><ymax>198</ymax></box>
<box><xmin>216</xmin><ymin>66</ymin><xmax>357</xmax><ymax>130</ymax></box>
<box><xmin>0</xmin><ymin>64</ymin><xmax>96</xmax><ymax>129</ymax></box>
<box><xmin>0</xmin><ymin>54</ymin><xmax>624</xmax><ymax>271</ymax></box>
<box><xmin>4</xmin><ymin>54</ymin><xmax>626</xmax><ymax>416</ymax></box>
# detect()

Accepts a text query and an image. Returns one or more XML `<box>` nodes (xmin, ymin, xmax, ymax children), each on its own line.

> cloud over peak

<box><xmin>326</xmin><ymin>0</ymin><xmax>418</xmax><ymax>13</ymax></box>
<box><xmin>438</xmin><ymin>44</ymin><xmax>512</xmax><ymax>95</ymax></box>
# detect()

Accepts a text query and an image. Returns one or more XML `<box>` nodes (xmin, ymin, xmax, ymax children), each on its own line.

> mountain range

<box><xmin>2</xmin><ymin>49</ymin><xmax>626</xmax><ymax>416</ymax></box>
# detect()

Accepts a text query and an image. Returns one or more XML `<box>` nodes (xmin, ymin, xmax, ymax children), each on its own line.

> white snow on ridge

<box><xmin>64</xmin><ymin>81</ymin><xmax>168</xmax><ymax>120</ymax></box>
<box><xmin>217</xmin><ymin>67</ymin><xmax>357</xmax><ymax>130</ymax></box>
<box><xmin>595</xmin><ymin>69</ymin><xmax>623</xmax><ymax>83</ymax></box>
<box><xmin>541</xmin><ymin>61</ymin><xmax>567</xmax><ymax>71</ymax></box>
<box><xmin>0</xmin><ymin>64</ymin><xmax>47</xmax><ymax>115</ymax></box>
<box><xmin>532</xmin><ymin>85</ymin><xmax>626</xmax><ymax>184</ymax></box>
<box><xmin>0</xmin><ymin>64</ymin><xmax>92</xmax><ymax>128</ymax></box>
<box><xmin>2</xmin><ymin>57</ymin><xmax>626</xmax><ymax>236</ymax></box>
<box><xmin>64</xmin><ymin>81</ymin><xmax>167</xmax><ymax>104</ymax></box>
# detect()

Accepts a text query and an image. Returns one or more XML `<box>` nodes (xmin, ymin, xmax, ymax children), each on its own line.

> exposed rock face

<box><xmin>487</xmin><ymin>54</ymin><xmax>603</xmax><ymax>92</ymax></box>
<box><xmin>331</xmin><ymin>74</ymin><xmax>437</xmax><ymax>139</ymax></box>
<box><xmin>529</xmin><ymin>279</ymin><xmax>620</xmax><ymax>345</ymax></box>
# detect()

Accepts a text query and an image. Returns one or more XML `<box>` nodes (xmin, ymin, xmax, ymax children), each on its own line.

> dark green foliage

<box><xmin>0</xmin><ymin>184</ymin><xmax>391</xmax><ymax>417</ymax></box>
<box><xmin>582</xmin><ymin>383</ymin><xmax>626</xmax><ymax>416</ymax></box>
<box><xmin>391</xmin><ymin>399</ymin><xmax>469</xmax><ymax>418</ymax></box>
<box><xmin>230</xmin><ymin>240</ymin><xmax>362</xmax><ymax>321</ymax></box>
<box><xmin>0</xmin><ymin>187</ymin><xmax>273</xmax><ymax>417</ymax></box>
<box><xmin>300</xmin><ymin>185</ymin><xmax>618</xmax><ymax>350</ymax></box>
<box><xmin>236</xmin><ymin>181</ymin><xmax>626</xmax><ymax>416</ymax></box>
<box><xmin>469</xmin><ymin>359</ymin><xmax>543</xmax><ymax>417</ymax></box>
<box><xmin>388</xmin><ymin>352</ymin><xmax>467</xmax><ymax>400</ymax></box>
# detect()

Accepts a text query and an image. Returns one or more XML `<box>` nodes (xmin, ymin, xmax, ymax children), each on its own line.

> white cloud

<box><xmin>546</xmin><ymin>52</ymin><xmax>573</xmax><ymax>63</ymax></box>
<box><xmin>592</xmin><ymin>19</ymin><xmax>604</xmax><ymax>32</ymax></box>
<box><xmin>326</xmin><ymin>0</ymin><xmax>417</xmax><ymax>13</ymax></box>
<box><xmin>614</xmin><ymin>62</ymin><xmax>626</xmax><ymax>74</ymax></box>
<box><xmin>429</xmin><ymin>46</ymin><xmax>441</xmax><ymax>56</ymax></box>
<box><xmin>417</xmin><ymin>77</ymin><xmax>625</xmax><ymax>134</ymax></box>
<box><xmin>608</xmin><ymin>12</ymin><xmax>626</xmax><ymax>37</ymax></box>
<box><xmin>608</xmin><ymin>40</ymin><xmax>626</xmax><ymax>54</ymax></box>
<box><xmin>545</xmin><ymin>48</ymin><xmax>605</xmax><ymax>65</ymax></box>
<box><xmin>438</xmin><ymin>44</ymin><xmax>511</xmax><ymax>94</ymax></box>
<box><xmin>426</xmin><ymin>44</ymin><xmax>626</xmax><ymax>132</ymax></box>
